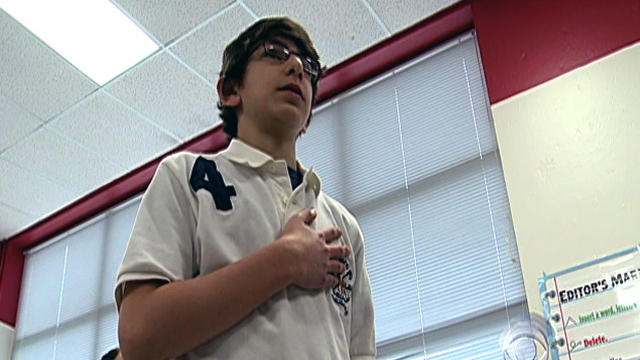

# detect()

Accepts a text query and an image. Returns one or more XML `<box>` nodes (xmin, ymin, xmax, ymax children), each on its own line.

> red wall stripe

<box><xmin>317</xmin><ymin>1</ymin><xmax>473</xmax><ymax>103</ymax></box>
<box><xmin>7</xmin><ymin>0</ymin><xmax>640</xmax><ymax>334</ymax></box>
<box><xmin>0</xmin><ymin>243</ymin><xmax>24</xmax><ymax>327</ymax></box>
<box><xmin>6</xmin><ymin>2</ymin><xmax>473</xmax><ymax>251</ymax></box>
<box><xmin>1</xmin><ymin>2</ymin><xmax>473</xmax><ymax>327</ymax></box>
<box><xmin>8</xmin><ymin>128</ymin><xmax>229</xmax><ymax>250</ymax></box>
<box><xmin>471</xmin><ymin>0</ymin><xmax>640</xmax><ymax>104</ymax></box>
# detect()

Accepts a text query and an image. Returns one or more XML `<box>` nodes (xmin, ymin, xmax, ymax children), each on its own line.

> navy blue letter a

<box><xmin>189</xmin><ymin>157</ymin><xmax>236</xmax><ymax>210</ymax></box>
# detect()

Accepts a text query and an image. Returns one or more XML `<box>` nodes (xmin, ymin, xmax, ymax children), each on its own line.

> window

<box><xmin>12</xmin><ymin>198</ymin><xmax>140</xmax><ymax>359</ymax></box>
<box><xmin>298</xmin><ymin>32</ymin><xmax>527</xmax><ymax>359</ymax></box>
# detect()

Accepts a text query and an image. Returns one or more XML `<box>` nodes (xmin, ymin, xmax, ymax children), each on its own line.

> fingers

<box><xmin>324</xmin><ymin>274</ymin><xmax>339</xmax><ymax>287</ymax></box>
<box><xmin>327</xmin><ymin>260</ymin><xmax>345</xmax><ymax>274</ymax></box>
<box><xmin>298</xmin><ymin>208</ymin><xmax>318</xmax><ymax>225</ymax></box>
<box><xmin>318</xmin><ymin>227</ymin><xmax>342</xmax><ymax>243</ymax></box>
<box><xmin>327</xmin><ymin>244</ymin><xmax>351</xmax><ymax>259</ymax></box>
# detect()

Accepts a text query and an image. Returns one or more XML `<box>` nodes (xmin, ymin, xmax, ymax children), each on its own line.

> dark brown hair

<box><xmin>217</xmin><ymin>17</ymin><xmax>323</xmax><ymax>138</ymax></box>
<box><xmin>100</xmin><ymin>348</ymin><xmax>119</xmax><ymax>360</ymax></box>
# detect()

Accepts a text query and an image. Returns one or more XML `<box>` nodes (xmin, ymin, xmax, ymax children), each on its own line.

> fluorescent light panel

<box><xmin>1</xmin><ymin>0</ymin><xmax>159</xmax><ymax>85</ymax></box>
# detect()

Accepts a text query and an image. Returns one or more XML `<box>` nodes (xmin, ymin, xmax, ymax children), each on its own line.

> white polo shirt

<box><xmin>116</xmin><ymin>139</ymin><xmax>375</xmax><ymax>360</ymax></box>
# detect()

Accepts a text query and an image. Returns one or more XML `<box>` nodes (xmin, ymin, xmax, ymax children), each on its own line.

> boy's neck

<box><xmin>237</xmin><ymin>128</ymin><xmax>298</xmax><ymax>169</ymax></box>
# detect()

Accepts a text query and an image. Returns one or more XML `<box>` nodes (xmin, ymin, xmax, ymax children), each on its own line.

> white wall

<box><xmin>491</xmin><ymin>42</ymin><xmax>640</xmax><ymax>315</ymax></box>
<box><xmin>1</xmin><ymin>321</ymin><xmax>15</xmax><ymax>360</ymax></box>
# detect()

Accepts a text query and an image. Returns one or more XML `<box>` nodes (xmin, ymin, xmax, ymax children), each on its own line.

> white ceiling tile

<box><xmin>1</xmin><ymin>127</ymin><xmax>124</xmax><ymax>194</ymax></box>
<box><xmin>0</xmin><ymin>204</ymin><xmax>35</xmax><ymax>240</ymax></box>
<box><xmin>366</xmin><ymin>0</ymin><xmax>460</xmax><ymax>33</ymax></box>
<box><xmin>243</xmin><ymin>0</ymin><xmax>388</xmax><ymax>66</ymax></box>
<box><xmin>0</xmin><ymin>158</ymin><xmax>79</xmax><ymax>219</ymax></box>
<box><xmin>170</xmin><ymin>3</ymin><xmax>256</xmax><ymax>83</ymax></box>
<box><xmin>113</xmin><ymin>0</ymin><xmax>235</xmax><ymax>45</ymax></box>
<box><xmin>0</xmin><ymin>9</ymin><xmax>98</xmax><ymax>121</ymax></box>
<box><xmin>48</xmin><ymin>91</ymin><xmax>179</xmax><ymax>170</ymax></box>
<box><xmin>0</xmin><ymin>1</ymin><xmax>436</xmax><ymax>238</ymax></box>
<box><xmin>0</xmin><ymin>95</ymin><xmax>43</xmax><ymax>152</ymax></box>
<box><xmin>105</xmin><ymin>52</ymin><xmax>221</xmax><ymax>141</ymax></box>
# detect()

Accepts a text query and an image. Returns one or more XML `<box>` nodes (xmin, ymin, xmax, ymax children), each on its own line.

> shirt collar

<box><xmin>222</xmin><ymin>138</ymin><xmax>273</xmax><ymax>168</ymax></box>
<box><xmin>221</xmin><ymin>138</ymin><xmax>322</xmax><ymax>196</ymax></box>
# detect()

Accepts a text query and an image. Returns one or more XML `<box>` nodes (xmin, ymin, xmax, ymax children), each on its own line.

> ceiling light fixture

<box><xmin>1</xmin><ymin>0</ymin><xmax>159</xmax><ymax>85</ymax></box>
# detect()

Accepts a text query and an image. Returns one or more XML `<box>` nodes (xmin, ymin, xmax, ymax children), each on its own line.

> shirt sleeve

<box><xmin>349</xmin><ymin>223</ymin><xmax>376</xmax><ymax>359</ymax></box>
<box><xmin>115</xmin><ymin>155</ymin><xmax>197</xmax><ymax>309</ymax></box>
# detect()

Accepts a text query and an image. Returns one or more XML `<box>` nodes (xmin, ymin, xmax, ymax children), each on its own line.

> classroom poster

<box><xmin>539</xmin><ymin>246</ymin><xmax>640</xmax><ymax>360</ymax></box>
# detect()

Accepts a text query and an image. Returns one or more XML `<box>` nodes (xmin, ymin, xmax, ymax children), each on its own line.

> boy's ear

<box><xmin>216</xmin><ymin>77</ymin><xmax>241</xmax><ymax>107</ymax></box>
<box><xmin>301</xmin><ymin>115</ymin><xmax>311</xmax><ymax>134</ymax></box>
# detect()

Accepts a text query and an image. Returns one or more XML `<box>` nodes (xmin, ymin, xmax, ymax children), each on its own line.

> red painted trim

<box><xmin>317</xmin><ymin>1</ymin><xmax>473</xmax><ymax>104</ymax></box>
<box><xmin>471</xmin><ymin>0</ymin><xmax>640</xmax><ymax>104</ymax></box>
<box><xmin>7</xmin><ymin>1</ymin><xmax>473</xmax><ymax>251</ymax></box>
<box><xmin>7</xmin><ymin>127</ymin><xmax>229</xmax><ymax>250</ymax></box>
<box><xmin>0</xmin><ymin>243</ymin><xmax>23</xmax><ymax>327</ymax></box>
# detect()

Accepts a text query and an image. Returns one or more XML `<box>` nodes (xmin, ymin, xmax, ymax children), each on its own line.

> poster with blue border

<box><xmin>539</xmin><ymin>245</ymin><xmax>640</xmax><ymax>360</ymax></box>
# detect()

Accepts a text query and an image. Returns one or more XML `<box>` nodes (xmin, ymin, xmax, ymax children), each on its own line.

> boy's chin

<box><xmin>269</xmin><ymin>107</ymin><xmax>308</xmax><ymax>129</ymax></box>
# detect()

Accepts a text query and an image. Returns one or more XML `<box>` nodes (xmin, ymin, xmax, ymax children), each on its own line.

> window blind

<box><xmin>298</xmin><ymin>32</ymin><xmax>526</xmax><ymax>358</ymax></box>
<box><xmin>12</xmin><ymin>198</ymin><xmax>140</xmax><ymax>360</ymax></box>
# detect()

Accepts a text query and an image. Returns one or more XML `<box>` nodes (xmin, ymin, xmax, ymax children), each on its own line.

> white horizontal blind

<box><xmin>12</xmin><ymin>197</ymin><xmax>140</xmax><ymax>360</ymax></box>
<box><xmin>299</xmin><ymin>32</ymin><xmax>526</xmax><ymax>358</ymax></box>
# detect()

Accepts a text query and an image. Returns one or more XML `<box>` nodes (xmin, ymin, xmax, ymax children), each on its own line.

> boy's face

<box><xmin>223</xmin><ymin>36</ymin><xmax>315</xmax><ymax>138</ymax></box>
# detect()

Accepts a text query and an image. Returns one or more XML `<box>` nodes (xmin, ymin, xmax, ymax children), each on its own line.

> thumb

<box><xmin>299</xmin><ymin>208</ymin><xmax>318</xmax><ymax>225</ymax></box>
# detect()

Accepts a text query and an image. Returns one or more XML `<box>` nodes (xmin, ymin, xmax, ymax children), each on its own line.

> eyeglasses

<box><xmin>262</xmin><ymin>41</ymin><xmax>320</xmax><ymax>81</ymax></box>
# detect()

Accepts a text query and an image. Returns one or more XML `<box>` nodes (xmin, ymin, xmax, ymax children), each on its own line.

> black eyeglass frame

<box><xmin>257</xmin><ymin>40</ymin><xmax>321</xmax><ymax>81</ymax></box>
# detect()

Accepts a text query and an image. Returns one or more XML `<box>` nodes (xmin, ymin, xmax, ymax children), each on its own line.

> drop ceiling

<box><xmin>0</xmin><ymin>0</ymin><xmax>458</xmax><ymax>240</ymax></box>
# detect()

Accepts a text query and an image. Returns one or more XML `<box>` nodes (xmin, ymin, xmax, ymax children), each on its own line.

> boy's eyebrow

<box><xmin>268</xmin><ymin>38</ymin><xmax>292</xmax><ymax>50</ymax></box>
<box><xmin>268</xmin><ymin>38</ymin><xmax>309</xmax><ymax>58</ymax></box>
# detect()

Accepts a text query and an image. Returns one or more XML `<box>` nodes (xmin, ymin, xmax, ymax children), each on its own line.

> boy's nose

<box><xmin>285</xmin><ymin>55</ymin><xmax>304</xmax><ymax>80</ymax></box>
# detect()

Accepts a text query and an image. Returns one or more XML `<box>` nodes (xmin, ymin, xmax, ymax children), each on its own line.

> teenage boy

<box><xmin>116</xmin><ymin>17</ymin><xmax>375</xmax><ymax>360</ymax></box>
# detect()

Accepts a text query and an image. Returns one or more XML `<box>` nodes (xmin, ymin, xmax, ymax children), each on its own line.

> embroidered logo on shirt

<box><xmin>189</xmin><ymin>157</ymin><xmax>236</xmax><ymax>211</ymax></box>
<box><xmin>330</xmin><ymin>257</ymin><xmax>353</xmax><ymax>316</ymax></box>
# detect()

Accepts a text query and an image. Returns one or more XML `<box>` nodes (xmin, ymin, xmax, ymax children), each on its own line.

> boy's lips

<box><xmin>278</xmin><ymin>83</ymin><xmax>303</xmax><ymax>100</ymax></box>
